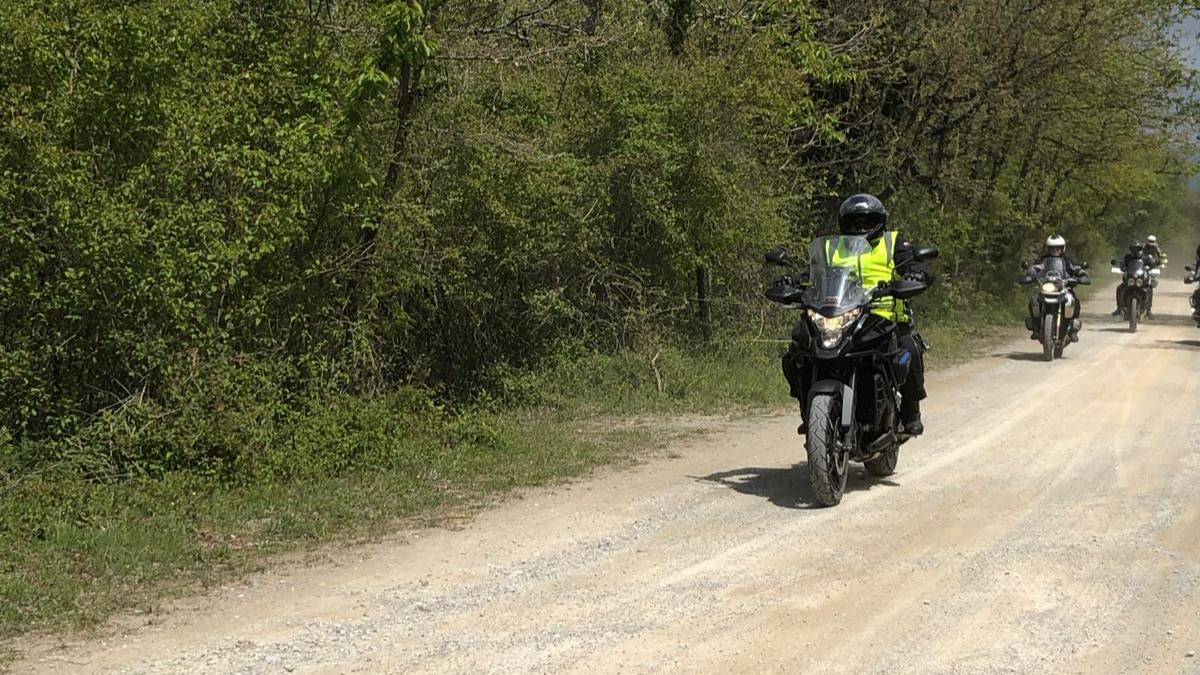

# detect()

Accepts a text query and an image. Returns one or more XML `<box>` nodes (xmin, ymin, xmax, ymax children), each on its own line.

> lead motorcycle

<box><xmin>1110</xmin><ymin>256</ymin><xmax>1159</xmax><ymax>332</ymax></box>
<box><xmin>766</xmin><ymin>235</ymin><xmax>937</xmax><ymax>507</ymax></box>
<box><xmin>1021</xmin><ymin>258</ymin><xmax>1087</xmax><ymax>362</ymax></box>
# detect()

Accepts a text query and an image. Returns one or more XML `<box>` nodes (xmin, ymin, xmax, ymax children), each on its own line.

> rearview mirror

<box><xmin>1187</xmin><ymin>265</ymin><xmax>1195</xmax><ymax>273</ymax></box>
<box><xmin>765</xmin><ymin>248</ymin><xmax>795</xmax><ymax>268</ymax></box>
<box><xmin>1110</xmin><ymin>259</ymin><xmax>1117</xmax><ymax>266</ymax></box>
<box><xmin>913</xmin><ymin>246</ymin><xmax>939</xmax><ymax>262</ymax></box>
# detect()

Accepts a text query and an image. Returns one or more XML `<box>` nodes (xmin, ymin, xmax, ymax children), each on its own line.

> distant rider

<box><xmin>1145</xmin><ymin>235</ymin><xmax>1166</xmax><ymax>267</ymax></box>
<box><xmin>1188</xmin><ymin>242</ymin><xmax>1200</xmax><ymax>318</ymax></box>
<box><xmin>1112</xmin><ymin>241</ymin><xmax>1156</xmax><ymax>320</ymax></box>
<box><xmin>1021</xmin><ymin>235</ymin><xmax>1090</xmax><ymax>342</ymax></box>
<box><xmin>782</xmin><ymin>194</ymin><xmax>936</xmax><ymax>436</ymax></box>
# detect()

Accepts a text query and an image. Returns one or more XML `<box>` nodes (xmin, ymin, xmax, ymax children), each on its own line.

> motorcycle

<box><xmin>1185</xmin><ymin>264</ymin><xmax>1200</xmax><ymax>327</ymax></box>
<box><xmin>1021</xmin><ymin>258</ymin><xmax>1087</xmax><ymax>362</ymax></box>
<box><xmin>1110</xmin><ymin>256</ymin><xmax>1159</xmax><ymax>332</ymax></box>
<box><xmin>766</xmin><ymin>235</ymin><xmax>937</xmax><ymax>507</ymax></box>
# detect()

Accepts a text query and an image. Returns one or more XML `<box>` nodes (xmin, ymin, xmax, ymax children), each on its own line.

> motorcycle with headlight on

<box><xmin>765</xmin><ymin>235</ymin><xmax>937</xmax><ymax>507</ymax></box>
<box><xmin>1111</xmin><ymin>256</ymin><xmax>1158</xmax><ymax>332</ymax></box>
<box><xmin>1021</xmin><ymin>258</ymin><xmax>1087</xmax><ymax>362</ymax></box>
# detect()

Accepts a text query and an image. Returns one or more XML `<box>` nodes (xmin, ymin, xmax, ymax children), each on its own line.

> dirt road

<box><xmin>16</xmin><ymin>280</ymin><xmax>1200</xmax><ymax>674</ymax></box>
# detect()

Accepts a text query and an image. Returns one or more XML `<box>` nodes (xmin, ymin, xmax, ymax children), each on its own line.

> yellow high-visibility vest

<box><xmin>827</xmin><ymin>232</ymin><xmax>907</xmax><ymax>323</ymax></box>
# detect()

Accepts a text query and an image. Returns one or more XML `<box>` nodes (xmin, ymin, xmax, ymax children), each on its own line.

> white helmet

<box><xmin>1147</xmin><ymin>234</ymin><xmax>1157</xmax><ymax>243</ymax></box>
<box><xmin>1046</xmin><ymin>234</ymin><xmax>1066</xmax><ymax>249</ymax></box>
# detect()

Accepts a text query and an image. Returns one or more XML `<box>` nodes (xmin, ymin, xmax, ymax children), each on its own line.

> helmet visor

<box><xmin>840</xmin><ymin>214</ymin><xmax>881</xmax><ymax>236</ymax></box>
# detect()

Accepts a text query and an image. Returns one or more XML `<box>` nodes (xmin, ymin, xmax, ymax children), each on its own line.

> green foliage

<box><xmin>3</xmin><ymin>0</ymin><xmax>1190</xmax><ymax>449</ymax></box>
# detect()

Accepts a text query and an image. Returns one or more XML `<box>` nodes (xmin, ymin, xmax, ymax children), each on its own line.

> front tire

<box><xmin>1042</xmin><ymin>314</ymin><xmax>1056</xmax><ymax>362</ymax></box>
<box><xmin>806</xmin><ymin>393</ymin><xmax>848</xmax><ymax>507</ymax></box>
<box><xmin>1129</xmin><ymin>297</ymin><xmax>1139</xmax><ymax>333</ymax></box>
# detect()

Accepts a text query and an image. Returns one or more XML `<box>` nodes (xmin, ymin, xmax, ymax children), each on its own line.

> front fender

<box><xmin>809</xmin><ymin>374</ymin><xmax>855</xmax><ymax>431</ymax></box>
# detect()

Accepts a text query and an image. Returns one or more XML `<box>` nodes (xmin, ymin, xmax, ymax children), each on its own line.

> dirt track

<box><xmin>15</xmin><ymin>280</ymin><xmax>1200</xmax><ymax>674</ymax></box>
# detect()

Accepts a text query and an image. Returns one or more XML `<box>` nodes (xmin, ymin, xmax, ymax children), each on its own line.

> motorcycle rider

<box><xmin>781</xmin><ymin>194</ymin><xmax>936</xmax><ymax>436</ymax></box>
<box><xmin>1187</xmin><ymin>242</ymin><xmax>1200</xmax><ymax>318</ymax></box>
<box><xmin>1021</xmin><ymin>235</ymin><xmax>1090</xmax><ymax>342</ymax></box>
<box><xmin>1145</xmin><ymin>235</ymin><xmax>1166</xmax><ymax>267</ymax></box>
<box><xmin>1112</xmin><ymin>241</ymin><xmax>1157</xmax><ymax>319</ymax></box>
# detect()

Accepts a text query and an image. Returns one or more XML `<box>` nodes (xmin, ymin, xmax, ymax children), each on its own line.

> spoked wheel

<box><xmin>806</xmin><ymin>393</ymin><xmax>848</xmax><ymax>507</ymax></box>
<box><xmin>1129</xmin><ymin>297</ymin><xmax>1139</xmax><ymax>333</ymax></box>
<box><xmin>1042</xmin><ymin>314</ymin><xmax>1056</xmax><ymax>362</ymax></box>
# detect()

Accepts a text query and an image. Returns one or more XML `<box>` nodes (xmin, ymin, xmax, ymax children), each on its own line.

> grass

<box><xmin>0</xmin><ymin>412</ymin><xmax>679</xmax><ymax>648</ymax></box>
<box><xmin>0</xmin><ymin>302</ymin><xmax>1022</xmax><ymax>648</ymax></box>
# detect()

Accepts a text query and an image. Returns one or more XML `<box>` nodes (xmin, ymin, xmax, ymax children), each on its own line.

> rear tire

<box><xmin>1042</xmin><ymin>314</ymin><xmax>1056</xmax><ymax>362</ymax></box>
<box><xmin>806</xmin><ymin>393</ymin><xmax>848</xmax><ymax>507</ymax></box>
<box><xmin>1129</xmin><ymin>297</ymin><xmax>1139</xmax><ymax>333</ymax></box>
<box><xmin>864</xmin><ymin>444</ymin><xmax>898</xmax><ymax>477</ymax></box>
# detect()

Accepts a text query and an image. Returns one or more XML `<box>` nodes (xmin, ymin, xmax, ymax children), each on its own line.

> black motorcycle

<box><xmin>1111</xmin><ymin>257</ymin><xmax>1158</xmax><ymax>332</ymax></box>
<box><xmin>766</xmin><ymin>235</ymin><xmax>937</xmax><ymax>507</ymax></box>
<box><xmin>1185</xmin><ymin>264</ymin><xmax>1200</xmax><ymax>327</ymax></box>
<box><xmin>1022</xmin><ymin>258</ymin><xmax>1086</xmax><ymax>362</ymax></box>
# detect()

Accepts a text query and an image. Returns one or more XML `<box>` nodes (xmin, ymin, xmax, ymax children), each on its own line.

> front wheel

<box><xmin>1129</xmin><ymin>297</ymin><xmax>1139</xmax><ymax>333</ymax></box>
<box><xmin>1042</xmin><ymin>314</ymin><xmax>1056</xmax><ymax>362</ymax></box>
<box><xmin>806</xmin><ymin>393</ymin><xmax>848</xmax><ymax>507</ymax></box>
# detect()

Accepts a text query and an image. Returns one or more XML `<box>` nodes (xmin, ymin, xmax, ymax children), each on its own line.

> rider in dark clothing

<box><xmin>1021</xmin><ymin>235</ymin><xmax>1090</xmax><ymax>341</ymax></box>
<box><xmin>1145</xmin><ymin>235</ymin><xmax>1165</xmax><ymax>266</ymax></box>
<box><xmin>1112</xmin><ymin>242</ymin><xmax>1157</xmax><ymax>319</ymax></box>
<box><xmin>781</xmin><ymin>194</ymin><xmax>936</xmax><ymax>436</ymax></box>
<box><xmin>1188</xmin><ymin>243</ymin><xmax>1200</xmax><ymax>319</ymax></box>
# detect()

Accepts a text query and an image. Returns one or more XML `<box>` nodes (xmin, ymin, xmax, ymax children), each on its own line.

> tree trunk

<box><xmin>346</xmin><ymin>59</ymin><xmax>422</xmax><ymax>323</ymax></box>
<box><xmin>582</xmin><ymin>0</ymin><xmax>603</xmax><ymax>35</ymax></box>
<box><xmin>667</xmin><ymin>0</ymin><xmax>694</xmax><ymax>56</ymax></box>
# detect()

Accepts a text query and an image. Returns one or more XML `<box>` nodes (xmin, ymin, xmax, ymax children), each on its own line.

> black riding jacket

<box><xmin>1022</xmin><ymin>255</ymin><xmax>1090</xmax><ymax>286</ymax></box>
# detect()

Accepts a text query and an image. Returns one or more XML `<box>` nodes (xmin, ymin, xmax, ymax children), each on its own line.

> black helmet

<box><xmin>1130</xmin><ymin>241</ymin><xmax>1144</xmax><ymax>255</ymax></box>
<box><xmin>838</xmin><ymin>193</ymin><xmax>888</xmax><ymax>240</ymax></box>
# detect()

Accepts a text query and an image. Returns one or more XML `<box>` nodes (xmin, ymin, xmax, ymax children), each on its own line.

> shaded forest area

<box><xmin>1</xmin><ymin>0</ymin><xmax>1197</xmax><ymax>488</ymax></box>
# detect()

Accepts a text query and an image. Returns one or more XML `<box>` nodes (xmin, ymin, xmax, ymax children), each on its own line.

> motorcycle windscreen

<box><xmin>803</xmin><ymin>235</ymin><xmax>872</xmax><ymax>316</ymax></box>
<box><xmin>1037</xmin><ymin>257</ymin><xmax>1068</xmax><ymax>279</ymax></box>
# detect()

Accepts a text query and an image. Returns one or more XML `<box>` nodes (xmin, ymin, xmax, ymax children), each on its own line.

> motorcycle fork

<box><xmin>840</xmin><ymin>370</ymin><xmax>857</xmax><ymax>449</ymax></box>
<box><xmin>808</xmin><ymin>364</ymin><xmax>857</xmax><ymax>449</ymax></box>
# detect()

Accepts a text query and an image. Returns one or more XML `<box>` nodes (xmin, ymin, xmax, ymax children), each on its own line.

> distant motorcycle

<box><xmin>765</xmin><ymin>236</ymin><xmax>937</xmax><ymax>507</ymax></box>
<box><xmin>1022</xmin><ymin>258</ymin><xmax>1086</xmax><ymax>361</ymax></box>
<box><xmin>1111</xmin><ymin>257</ymin><xmax>1159</xmax><ymax>332</ymax></box>
<box><xmin>1185</xmin><ymin>264</ymin><xmax>1200</xmax><ymax>327</ymax></box>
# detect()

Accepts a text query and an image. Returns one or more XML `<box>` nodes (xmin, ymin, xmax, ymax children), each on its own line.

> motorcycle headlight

<box><xmin>1126</xmin><ymin>278</ymin><xmax>1136</xmax><ymax>286</ymax></box>
<box><xmin>1040</xmin><ymin>281</ymin><xmax>1059</xmax><ymax>293</ymax></box>
<box><xmin>809</xmin><ymin>307</ymin><xmax>862</xmax><ymax>349</ymax></box>
<box><xmin>1135</xmin><ymin>277</ymin><xmax>1143</xmax><ymax>287</ymax></box>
